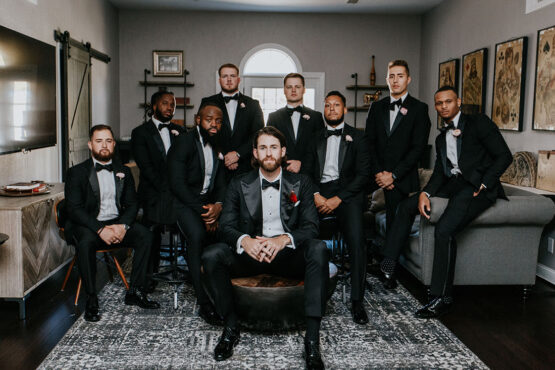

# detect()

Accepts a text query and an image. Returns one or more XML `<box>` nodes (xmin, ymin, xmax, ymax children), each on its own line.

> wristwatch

<box><xmin>123</xmin><ymin>224</ymin><xmax>130</xmax><ymax>231</ymax></box>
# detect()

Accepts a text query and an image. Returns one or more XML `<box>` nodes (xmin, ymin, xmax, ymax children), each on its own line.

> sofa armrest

<box><xmin>429</xmin><ymin>195</ymin><xmax>555</xmax><ymax>226</ymax></box>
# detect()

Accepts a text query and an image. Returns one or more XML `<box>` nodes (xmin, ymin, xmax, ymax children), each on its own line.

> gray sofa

<box><xmin>370</xmin><ymin>176</ymin><xmax>555</xmax><ymax>290</ymax></box>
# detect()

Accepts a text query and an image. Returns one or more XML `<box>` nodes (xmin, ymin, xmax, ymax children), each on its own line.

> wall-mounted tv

<box><xmin>0</xmin><ymin>25</ymin><xmax>56</xmax><ymax>155</ymax></box>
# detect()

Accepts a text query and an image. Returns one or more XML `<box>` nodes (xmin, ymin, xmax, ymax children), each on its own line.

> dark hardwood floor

<box><xmin>1</xmin><ymin>261</ymin><xmax>554</xmax><ymax>369</ymax></box>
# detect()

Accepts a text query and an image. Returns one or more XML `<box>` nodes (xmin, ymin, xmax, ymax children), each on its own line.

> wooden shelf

<box><xmin>140</xmin><ymin>81</ymin><xmax>194</xmax><ymax>87</ymax></box>
<box><xmin>347</xmin><ymin>106</ymin><xmax>370</xmax><ymax>112</ymax></box>
<box><xmin>139</xmin><ymin>103</ymin><xmax>194</xmax><ymax>110</ymax></box>
<box><xmin>346</xmin><ymin>84</ymin><xmax>388</xmax><ymax>91</ymax></box>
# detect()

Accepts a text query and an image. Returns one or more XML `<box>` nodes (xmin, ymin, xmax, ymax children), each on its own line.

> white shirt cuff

<box><xmin>423</xmin><ymin>192</ymin><xmax>431</xmax><ymax>198</ymax></box>
<box><xmin>284</xmin><ymin>233</ymin><xmax>296</xmax><ymax>250</ymax></box>
<box><xmin>236</xmin><ymin>234</ymin><xmax>249</xmax><ymax>254</ymax></box>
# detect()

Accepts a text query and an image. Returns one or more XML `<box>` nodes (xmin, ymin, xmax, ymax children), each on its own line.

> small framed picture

<box><xmin>532</xmin><ymin>24</ymin><xmax>555</xmax><ymax>131</ymax></box>
<box><xmin>461</xmin><ymin>48</ymin><xmax>488</xmax><ymax>116</ymax></box>
<box><xmin>437</xmin><ymin>59</ymin><xmax>459</xmax><ymax>128</ymax></box>
<box><xmin>153</xmin><ymin>50</ymin><xmax>183</xmax><ymax>77</ymax></box>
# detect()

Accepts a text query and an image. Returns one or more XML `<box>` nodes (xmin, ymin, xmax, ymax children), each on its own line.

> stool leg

<box><xmin>61</xmin><ymin>257</ymin><xmax>76</xmax><ymax>291</ymax></box>
<box><xmin>75</xmin><ymin>279</ymin><xmax>82</xmax><ymax>306</ymax></box>
<box><xmin>110</xmin><ymin>253</ymin><xmax>130</xmax><ymax>290</ymax></box>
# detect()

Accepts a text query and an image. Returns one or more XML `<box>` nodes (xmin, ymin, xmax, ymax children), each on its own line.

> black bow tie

<box><xmin>95</xmin><ymin>163</ymin><xmax>113</xmax><ymax>172</ymax></box>
<box><xmin>286</xmin><ymin>106</ymin><xmax>303</xmax><ymax>116</ymax></box>
<box><xmin>223</xmin><ymin>94</ymin><xmax>239</xmax><ymax>103</ymax></box>
<box><xmin>441</xmin><ymin>121</ymin><xmax>456</xmax><ymax>132</ymax></box>
<box><xmin>326</xmin><ymin>129</ymin><xmax>343</xmax><ymax>137</ymax></box>
<box><xmin>262</xmin><ymin>178</ymin><xmax>280</xmax><ymax>190</ymax></box>
<box><xmin>389</xmin><ymin>99</ymin><xmax>402</xmax><ymax>111</ymax></box>
<box><xmin>158</xmin><ymin>123</ymin><xmax>170</xmax><ymax>131</ymax></box>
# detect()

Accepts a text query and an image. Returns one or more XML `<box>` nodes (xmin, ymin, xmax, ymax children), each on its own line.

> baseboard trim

<box><xmin>537</xmin><ymin>263</ymin><xmax>555</xmax><ymax>285</ymax></box>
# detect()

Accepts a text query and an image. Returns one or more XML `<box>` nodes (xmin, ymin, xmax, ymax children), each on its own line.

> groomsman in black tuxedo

<box><xmin>364</xmin><ymin>60</ymin><xmax>431</xmax><ymax>280</ymax></box>
<box><xmin>167</xmin><ymin>102</ymin><xmax>226</xmax><ymax>325</ymax></box>
<box><xmin>202</xmin><ymin>126</ymin><xmax>329</xmax><ymax>369</ymax></box>
<box><xmin>267</xmin><ymin>73</ymin><xmax>324</xmax><ymax>173</ymax></box>
<box><xmin>304</xmin><ymin>91</ymin><xmax>370</xmax><ymax>325</ymax></box>
<box><xmin>200</xmin><ymin>63</ymin><xmax>264</xmax><ymax>179</ymax></box>
<box><xmin>65</xmin><ymin>125</ymin><xmax>160</xmax><ymax>322</ymax></box>
<box><xmin>381</xmin><ymin>86</ymin><xmax>512</xmax><ymax>318</ymax></box>
<box><xmin>131</xmin><ymin>91</ymin><xmax>184</xmax><ymax>289</ymax></box>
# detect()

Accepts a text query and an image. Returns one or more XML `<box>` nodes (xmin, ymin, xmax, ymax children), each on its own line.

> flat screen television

<box><xmin>0</xmin><ymin>25</ymin><xmax>56</xmax><ymax>155</ymax></box>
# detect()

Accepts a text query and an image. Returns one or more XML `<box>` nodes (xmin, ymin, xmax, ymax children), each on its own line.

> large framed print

<box><xmin>491</xmin><ymin>37</ymin><xmax>528</xmax><ymax>131</ymax></box>
<box><xmin>461</xmin><ymin>48</ymin><xmax>487</xmax><ymax>116</ymax></box>
<box><xmin>153</xmin><ymin>50</ymin><xmax>183</xmax><ymax>77</ymax></box>
<box><xmin>437</xmin><ymin>59</ymin><xmax>459</xmax><ymax>128</ymax></box>
<box><xmin>532</xmin><ymin>25</ymin><xmax>555</xmax><ymax>131</ymax></box>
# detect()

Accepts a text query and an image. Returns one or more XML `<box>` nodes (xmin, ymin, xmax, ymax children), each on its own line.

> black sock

<box><xmin>352</xmin><ymin>300</ymin><xmax>362</xmax><ymax>309</ymax></box>
<box><xmin>225</xmin><ymin>312</ymin><xmax>238</xmax><ymax>330</ymax></box>
<box><xmin>306</xmin><ymin>316</ymin><xmax>321</xmax><ymax>342</ymax></box>
<box><xmin>380</xmin><ymin>257</ymin><xmax>396</xmax><ymax>276</ymax></box>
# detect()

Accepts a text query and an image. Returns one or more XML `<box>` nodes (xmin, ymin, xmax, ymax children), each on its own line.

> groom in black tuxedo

<box><xmin>200</xmin><ymin>63</ymin><xmax>264</xmax><ymax>180</ymax></box>
<box><xmin>304</xmin><ymin>91</ymin><xmax>370</xmax><ymax>325</ymax></box>
<box><xmin>65</xmin><ymin>125</ymin><xmax>160</xmax><ymax>322</ymax></box>
<box><xmin>267</xmin><ymin>73</ymin><xmax>324</xmax><ymax>173</ymax></box>
<box><xmin>202</xmin><ymin>126</ymin><xmax>329</xmax><ymax>369</ymax></box>
<box><xmin>364</xmin><ymin>60</ymin><xmax>431</xmax><ymax>281</ymax></box>
<box><xmin>131</xmin><ymin>91</ymin><xmax>184</xmax><ymax>288</ymax></box>
<box><xmin>167</xmin><ymin>102</ymin><xmax>226</xmax><ymax>324</ymax></box>
<box><xmin>380</xmin><ymin>86</ymin><xmax>512</xmax><ymax>318</ymax></box>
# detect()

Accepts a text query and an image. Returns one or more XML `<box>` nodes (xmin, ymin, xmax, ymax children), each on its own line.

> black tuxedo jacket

<box><xmin>65</xmin><ymin>158</ymin><xmax>138</xmax><ymax>235</ymax></box>
<box><xmin>364</xmin><ymin>94</ymin><xmax>431</xmax><ymax>194</ymax></box>
<box><xmin>219</xmin><ymin>170</ymin><xmax>319</xmax><ymax>251</ymax></box>
<box><xmin>200</xmin><ymin>92</ymin><xmax>264</xmax><ymax>174</ymax></box>
<box><xmin>304</xmin><ymin>123</ymin><xmax>370</xmax><ymax>203</ymax></box>
<box><xmin>167</xmin><ymin>128</ymin><xmax>226</xmax><ymax>215</ymax></box>
<box><xmin>267</xmin><ymin>106</ymin><xmax>324</xmax><ymax>164</ymax></box>
<box><xmin>424</xmin><ymin>113</ymin><xmax>513</xmax><ymax>201</ymax></box>
<box><xmin>131</xmin><ymin>119</ymin><xmax>184</xmax><ymax>223</ymax></box>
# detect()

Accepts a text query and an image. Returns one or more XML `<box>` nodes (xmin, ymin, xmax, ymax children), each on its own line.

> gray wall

<box><xmin>119</xmin><ymin>10</ymin><xmax>422</xmax><ymax>135</ymax></box>
<box><xmin>419</xmin><ymin>0</ymin><xmax>555</xmax><ymax>153</ymax></box>
<box><xmin>0</xmin><ymin>0</ymin><xmax>119</xmax><ymax>184</ymax></box>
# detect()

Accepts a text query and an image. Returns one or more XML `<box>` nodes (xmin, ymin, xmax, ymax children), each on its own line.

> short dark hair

<box><xmin>251</xmin><ymin>126</ymin><xmax>288</xmax><ymax>168</ymax></box>
<box><xmin>218</xmin><ymin>63</ymin><xmax>239</xmax><ymax>76</ymax></box>
<box><xmin>388</xmin><ymin>59</ymin><xmax>410</xmax><ymax>76</ymax></box>
<box><xmin>197</xmin><ymin>101</ymin><xmax>222</xmax><ymax>116</ymax></box>
<box><xmin>284</xmin><ymin>73</ymin><xmax>305</xmax><ymax>86</ymax></box>
<box><xmin>148</xmin><ymin>90</ymin><xmax>174</xmax><ymax>117</ymax></box>
<box><xmin>435</xmin><ymin>85</ymin><xmax>459</xmax><ymax>97</ymax></box>
<box><xmin>89</xmin><ymin>124</ymin><xmax>114</xmax><ymax>139</ymax></box>
<box><xmin>325</xmin><ymin>90</ymin><xmax>346</xmax><ymax>105</ymax></box>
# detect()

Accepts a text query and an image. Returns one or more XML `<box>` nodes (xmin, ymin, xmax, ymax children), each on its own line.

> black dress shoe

<box><xmin>199</xmin><ymin>304</ymin><xmax>224</xmax><ymax>326</ymax></box>
<box><xmin>351</xmin><ymin>302</ymin><xmax>369</xmax><ymax>325</ymax></box>
<box><xmin>379</xmin><ymin>272</ymin><xmax>398</xmax><ymax>290</ymax></box>
<box><xmin>214</xmin><ymin>326</ymin><xmax>240</xmax><ymax>361</ymax></box>
<box><xmin>304</xmin><ymin>338</ymin><xmax>324</xmax><ymax>370</ymax></box>
<box><xmin>124</xmin><ymin>289</ymin><xmax>161</xmax><ymax>309</ymax></box>
<box><xmin>84</xmin><ymin>295</ymin><xmax>100</xmax><ymax>322</ymax></box>
<box><xmin>414</xmin><ymin>296</ymin><xmax>452</xmax><ymax>319</ymax></box>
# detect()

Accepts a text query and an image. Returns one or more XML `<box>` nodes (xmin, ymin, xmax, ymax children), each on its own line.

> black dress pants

<box><xmin>71</xmin><ymin>221</ymin><xmax>152</xmax><ymax>296</ymax></box>
<box><xmin>320</xmin><ymin>181</ymin><xmax>367</xmax><ymax>302</ymax></box>
<box><xmin>383</xmin><ymin>176</ymin><xmax>493</xmax><ymax>297</ymax></box>
<box><xmin>202</xmin><ymin>239</ymin><xmax>329</xmax><ymax>322</ymax></box>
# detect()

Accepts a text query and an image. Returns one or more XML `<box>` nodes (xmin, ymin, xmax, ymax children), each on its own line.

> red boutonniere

<box><xmin>289</xmin><ymin>191</ymin><xmax>298</xmax><ymax>204</ymax></box>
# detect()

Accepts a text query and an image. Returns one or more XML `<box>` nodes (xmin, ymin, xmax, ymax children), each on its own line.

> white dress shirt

<box><xmin>222</xmin><ymin>92</ymin><xmax>239</xmax><ymax>130</ymax></box>
<box><xmin>236</xmin><ymin>168</ymin><xmax>295</xmax><ymax>254</ymax></box>
<box><xmin>446</xmin><ymin>111</ymin><xmax>462</xmax><ymax>176</ymax></box>
<box><xmin>389</xmin><ymin>92</ymin><xmax>408</xmax><ymax>129</ymax></box>
<box><xmin>197</xmin><ymin>126</ymin><xmax>214</xmax><ymax>195</ymax></box>
<box><xmin>321</xmin><ymin>122</ymin><xmax>344</xmax><ymax>183</ymax></box>
<box><xmin>152</xmin><ymin>117</ymin><xmax>171</xmax><ymax>153</ymax></box>
<box><xmin>287</xmin><ymin>104</ymin><xmax>302</xmax><ymax>139</ymax></box>
<box><xmin>93</xmin><ymin>158</ymin><xmax>119</xmax><ymax>221</ymax></box>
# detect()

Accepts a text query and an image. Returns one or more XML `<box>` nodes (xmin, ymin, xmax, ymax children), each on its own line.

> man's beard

<box><xmin>153</xmin><ymin>108</ymin><xmax>174</xmax><ymax>122</ymax></box>
<box><xmin>92</xmin><ymin>148</ymin><xmax>113</xmax><ymax>162</ymax></box>
<box><xmin>199</xmin><ymin>125</ymin><xmax>221</xmax><ymax>151</ymax></box>
<box><xmin>221</xmin><ymin>86</ymin><xmax>238</xmax><ymax>94</ymax></box>
<box><xmin>325</xmin><ymin>113</ymin><xmax>344</xmax><ymax>127</ymax></box>
<box><xmin>259</xmin><ymin>155</ymin><xmax>282</xmax><ymax>172</ymax></box>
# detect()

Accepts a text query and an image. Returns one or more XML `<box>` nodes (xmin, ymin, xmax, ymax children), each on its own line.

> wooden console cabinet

<box><xmin>0</xmin><ymin>184</ymin><xmax>73</xmax><ymax>319</ymax></box>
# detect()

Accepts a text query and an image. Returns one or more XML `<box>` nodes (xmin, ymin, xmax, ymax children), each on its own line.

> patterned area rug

<box><xmin>39</xmin><ymin>276</ymin><xmax>487</xmax><ymax>369</ymax></box>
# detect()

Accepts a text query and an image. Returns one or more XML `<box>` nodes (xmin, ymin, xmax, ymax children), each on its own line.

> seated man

<box><xmin>167</xmin><ymin>102</ymin><xmax>226</xmax><ymax>324</ymax></box>
<box><xmin>202</xmin><ymin>126</ymin><xmax>329</xmax><ymax>369</ymax></box>
<box><xmin>379</xmin><ymin>86</ymin><xmax>512</xmax><ymax>317</ymax></box>
<box><xmin>65</xmin><ymin>125</ymin><xmax>160</xmax><ymax>322</ymax></box>
<box><xmin>303</xmin><ymin>91</ymin><xmax>371</xmax><ymax>325</ymax></box>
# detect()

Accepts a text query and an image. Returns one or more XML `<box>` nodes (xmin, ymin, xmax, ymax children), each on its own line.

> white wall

<box><xmin>419</xmin><ymin>0</ymin><xmax>555</xmax><ymax>155</ymax></box>
<box><xmin>0</xmin><ymin>0</ymin><xmax>119</xmax><ymax>184</ymax></box>
<box><xmin>118</xmin><ymin>10</ymin><xmax>422</xmax><ymax>135</ymax></box>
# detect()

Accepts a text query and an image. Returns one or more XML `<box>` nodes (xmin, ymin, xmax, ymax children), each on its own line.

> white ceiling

<box><xmin>108</xmin><ymin>0</ymin><xmax>445</xmax><ymax>14</ymax></box>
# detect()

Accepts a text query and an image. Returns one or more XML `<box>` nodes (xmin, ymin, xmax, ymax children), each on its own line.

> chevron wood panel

<box><xmin>0</xmin><ymin>209</ymin><xmax>23</xmax><ymax>297</ymax></box>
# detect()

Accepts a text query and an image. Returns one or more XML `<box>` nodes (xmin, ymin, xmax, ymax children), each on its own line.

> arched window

<box><xmin>243</xmin><ymin>48</ymin><xmax>298</xmax><ymax>76</ymax></box>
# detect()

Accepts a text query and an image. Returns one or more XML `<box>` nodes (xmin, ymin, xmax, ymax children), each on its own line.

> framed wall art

<box><xmin>491</xmin><ymin>37</ymin><xmax>527</xmax><ymax>131</ymax></box>
<box><xmin>153</xmin><ymin>50</ymin><xmax>183</xmax><ymax>77</ymax></box>
<box><xmin>437</xmin><ymin>58</ymin><xmax>459</xmax><ymax>127</ymax></box>
<box><xmin>461</xmin><ymin>48</ymin><xmax>488</xmax><ymax>116</ymax></box>
<box><xmin>532</xmin><ymin>24</ymin><xmax>555</xmax><ymax>131</ymax></box>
